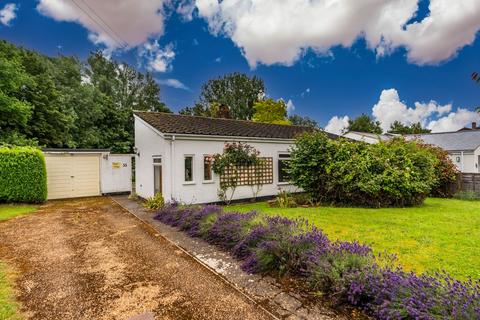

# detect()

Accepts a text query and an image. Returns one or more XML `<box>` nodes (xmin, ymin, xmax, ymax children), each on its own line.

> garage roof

<box><xmin>405</xmin><ymin>130</ymin><xmax>480</xmax><ymax>151</ymax></box>
<box><xmin>134</xmin><ymin>112</ymin><xmax>338</xmax><ymax>140</ymax></box>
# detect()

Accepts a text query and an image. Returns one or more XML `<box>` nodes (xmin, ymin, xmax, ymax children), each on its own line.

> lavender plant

<box><xmin>152</xmin><ymin>203</ymin><xmax>480</xmax><ymax>320</ymax></box>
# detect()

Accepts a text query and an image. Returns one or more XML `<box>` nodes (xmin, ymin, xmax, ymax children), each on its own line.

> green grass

<box><xmin>0</xmin><ymin>204</ymin><xmax>37</xmax><ymax>221</ymax></box>
<box><xmin>0</xmin><ymin>204</ymin><xmax>37</xmax><ymax>320</ymax></box>
<box><xmin>226</xmin><ymin>198</ymin><xmax>480</xmax><ymax>280</ymax></box>
<box><xmin>0</xmin><ymin>263</ymin><xmax>20</xmax><ymax>320</ymax></box>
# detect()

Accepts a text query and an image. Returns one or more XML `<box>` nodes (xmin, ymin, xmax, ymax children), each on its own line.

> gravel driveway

<box><xmin>0</xmin><ymin>197</ymin><xmax>273</xmax><ymax>320</ymax></box>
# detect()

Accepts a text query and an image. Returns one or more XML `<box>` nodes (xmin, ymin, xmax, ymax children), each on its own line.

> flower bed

<box><xmin>154</xmin><ymin>204</ymin><xmax>480</xmax><ymax>319</ymax></box>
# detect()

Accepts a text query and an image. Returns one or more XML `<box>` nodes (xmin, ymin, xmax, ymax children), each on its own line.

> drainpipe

<box><xmin>170</xmin><ymin>135</ymin><xmax>175</xmax><ymax>201</ymax></box>
<box><xmin>461</xmin><ymin>151</ymin><xmax>464</xmax><ymax>172</ymax></box>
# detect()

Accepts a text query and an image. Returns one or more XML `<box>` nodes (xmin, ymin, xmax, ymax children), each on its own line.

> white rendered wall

<box><xmin>449</xmin><ymin>152</ymin><xmax>476</xmax><ymax>173</ymax></box>
<box><xmin>170</xmin><ymin>138</ymin><xmax>298</xmax><ymax>204</ymax></box>
<box><xmin>101</xmin><ymin>154</ymin><xmax>132</xmax><ymax>194</ymax></box>
<box><xmin>134</xmin><ymin>118</ymin><xmax>170</xmax><ymax>199</ymax></box>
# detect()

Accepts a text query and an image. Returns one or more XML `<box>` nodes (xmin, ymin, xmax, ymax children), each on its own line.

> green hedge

<box><xmin>288</xmin><ymin>132</ymin><xmax>438</xmax><ymax>207</ymax></box>
<box><xmin>0</xmin><ymin>146</ymin><xmax>47</xmax><ymax>203</ymax></box>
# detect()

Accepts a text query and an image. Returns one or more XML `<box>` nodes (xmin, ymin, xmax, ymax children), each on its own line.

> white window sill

<box><xmin>277</xmin><ymin>182</ymin><xmax>292</xmax><ymax>186</ymax></box>
<box><xmin>183</xmin><ymin>181</ymin><xmax>196</xmax><ymax>185</ymax></box>
<box><xmin>202</xmin><ymin>180</ymin><xmax>215</xmax><ymax>184</ymax></box>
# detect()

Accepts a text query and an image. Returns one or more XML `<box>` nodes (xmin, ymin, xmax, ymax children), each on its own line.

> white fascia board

<box><xmin>163</xmin><ymin>133</ymin><xmax>295</xmax><ymax>144</ymax></box>
<box><xmin>134</xmin><ymin>114</ymin><xmax>165</xmax><ymax>138</ymax></box>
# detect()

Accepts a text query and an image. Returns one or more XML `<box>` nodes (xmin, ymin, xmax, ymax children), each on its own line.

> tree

<box><xmin>0</xmin><ymin>42</ymin><xmax>34</xmax><ymax>145</ymax></box>
<box><xmin>199</xmin><ymin>72</ymin><xmax>265</xmax><ymax>120</ymax></box>
<box><xmin>288</xmin><ymin>114</ymin><xmax>318</xmax><ymax>128</ymax></box>
<box><xmin>388</xmin><ymin>121</ymin><xmax>431</xmax><ymax>134</ymax></box>
<box><xmin>347</xmin><ymin>114</ymin><xmax>382</xmax><ymax>134</ymax></box>
<box><xmin>0</xmin><ymin>40</ymin><xmax>171</xmax><ymax>152</ymax></box>
<box><xmin>252</xmin><ymin>98</ymin><xmax>290</xmax><ymax>124</ymax></box>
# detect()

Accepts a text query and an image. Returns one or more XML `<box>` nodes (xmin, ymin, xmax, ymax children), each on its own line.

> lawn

<box><xmin>226</xmin><ymin>198</ymin><xmax>480</xmax><ymax>280</ymax></box>
<box><xmin>0</xmin><ymin>204</ymin><xmax>37</xmax><ymax>221</ymax></box>
<box><xmin>0</xmin><ymin>204</ymin><xmax>37</xmax><ymax>320</ymax></box>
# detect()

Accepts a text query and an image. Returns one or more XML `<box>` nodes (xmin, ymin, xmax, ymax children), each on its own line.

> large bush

<box><xmin>0</xmin><ymin>146</ymin><xmax>47</xmax><ymax>203</ymax></box>
<box><xmin>418</xmin><ymin>144</ymin><xmax>459</xmax><ymax>198</ymax></box>
<box><xmin>288</xmin><ymin>132</ymin><xmax>439</xmax><ymax>207</ymax></box>
<box><xmin>154</xmin><ymin>204</ymin><xmax>480</xmax><ymax>319</ymax></box>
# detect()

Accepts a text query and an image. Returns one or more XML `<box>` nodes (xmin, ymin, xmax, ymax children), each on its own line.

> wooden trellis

<box><xmin>220</xmin><ymin>157</ymin><xmax>273</xmax><ymax>187</ymax></box>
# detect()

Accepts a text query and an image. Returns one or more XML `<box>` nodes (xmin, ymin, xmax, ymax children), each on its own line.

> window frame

<box><xmin>152</xmin><ymin>156</ymin><xmax>162</xmax><ymax>194</ymax></box>
<box><xmin>183</xmin><ymin>155</ymin><xmax>195</xmax><ymax>184</ymax></box>
<box><xmin>203</xmin><ymin>155</ymin><xmax>214</xmax><ymax>183</ymax></box>
<box><xmin>277</xmin><ymin>153</ymin><xmax>291</xmax><ymax>185</ymax></box>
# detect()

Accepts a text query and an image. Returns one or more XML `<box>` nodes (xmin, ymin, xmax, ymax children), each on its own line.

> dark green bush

<box><xmin>288</xmin><ymin>132</ymin><xmax>438</xmax><ymax>207</ymax></box>
<box><xmin>0</xmin><ymin>146</ymin><xmax>47</xmax><ymax>203</ymax></box>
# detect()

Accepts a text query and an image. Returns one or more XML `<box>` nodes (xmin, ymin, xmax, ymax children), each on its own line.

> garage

<box><xmin>43</xmin><ymin>149</ymin><xmax>132</xmax><ymax>200</ymax></box>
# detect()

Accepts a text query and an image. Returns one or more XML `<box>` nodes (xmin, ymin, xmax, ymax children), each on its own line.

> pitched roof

<box><xmin>134</xmin><ymin>112</ymin><xmax>335</xmax><ymax>140</ymax></box>
<box><xmin>405</xmin><ymin>130</ymin><xmax>480</xmax><ymax>151</ymax></box>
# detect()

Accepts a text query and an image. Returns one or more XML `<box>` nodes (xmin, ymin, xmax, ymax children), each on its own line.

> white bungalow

<box><xmin>133</xmin><ymin>112</ymin><xmax>335</xmax><ymax>204</ymax></box>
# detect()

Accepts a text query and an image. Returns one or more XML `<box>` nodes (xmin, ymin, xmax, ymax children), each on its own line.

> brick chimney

<box><xmin>473</xmin><ymin>122</ymin><xmax>477</xmax><ymax>130</ymax></box>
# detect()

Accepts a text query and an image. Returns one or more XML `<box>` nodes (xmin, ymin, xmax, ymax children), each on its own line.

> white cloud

<box><xmin>325</xmin><ymin>116</ymin><xmax>349</xmax><ymax>135</ymax></box>
<box><xmin>215</xmin><ymin>56</ymin><xmax>222</xmax><ymax>63</ymax></box>
<box><xmin>301</xmin><ymin>88</ymin><xmax>310</xmax><ymax>98</ymax></box>
<box><xmin>195</xmin><ymin>0</ymin><xmax>480</xmax><ymax>68</ymax></box>
<box><xmin>177</xmin><ymin>0</ymin><xmax>196</xmax><ymax>21</ymax></box>
<box><xmin>286</xmin><ymin>99</ymin><xmax>295</xmax><ymax>113</ymax></box>
<box><xmin>139</xmin><ymin>41</ymin><xmax>175</xmax><ymax>73</ymax></box>
<box><xmin>157</xmin><ymin>78</ymin><xmax>190</xmax><ymax>90</ymax></box>
<box><xmin>37</xmin><ymin>0</ymin><xmax>167</xmax><ymax>50</ymax></box>
<box><xmin>0</xmin><ymin>3</ymin><xmax>17</xmax><ymax>26</ymax></box>
<box><xmin>326</xmin><ymin>88</ymin><xmax>480</xmax><ymax>134</ymax></box>
<box><xmin>372</xmin><ymin>88</ymin><xmax>452</xmax><ymax>132</ymax></box>
<box><xmin>427</xmin><ymin>109</ymin><xmax>480</xmax><ymax>133</ymax></box>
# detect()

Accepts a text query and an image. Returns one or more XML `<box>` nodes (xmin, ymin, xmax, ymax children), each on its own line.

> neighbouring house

<box><xmin>134</xmin><ymin>112</ymin><xmax>334</xmax><ymax>204</ymax></box>
<box><xmin>342</xmin><ymin>131</ymin><xmax>397</xmax><ymax>144</ymax></box>
<box><xmin>405</xmin><ymin>129</ymin><xmax>480</xmax><ymax>173</ymax></box>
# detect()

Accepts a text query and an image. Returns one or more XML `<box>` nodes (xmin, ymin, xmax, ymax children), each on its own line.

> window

<box><xmin>153</xmin><ymin>157</ymin><xmax>162</xmax><ymax>194</ymax></box>
<box><xmin>278</xmin><ymin>153</ymin><xmax>291</xmax><ymax>183</ymax></box>
<box><xmin>204</xmin><ymin>155</ymin><xmax>213</xmax><ymax>181</ymax></box>
<box><xmin>184</xmin><ymin>156</ymin><xmax>194</xmax><ymax>182</ymax></box>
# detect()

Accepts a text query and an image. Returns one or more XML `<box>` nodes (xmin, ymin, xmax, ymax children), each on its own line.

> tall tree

<box><xmin>0</xmin><ymin>43</ymin><xmax>33</xmax><ymax>145</ymax></box>
<box><xmin>252</xmin><ymin>98</ymin><xmax>290</xmax><ymax>124</ymax></box>
<box><xmin>198</xmin><ymin>72</ymin><xmax>265</xmax><ymax>120</ymax></box>
<box><xmin>388</xmin><ymin>121</ymin><xmax>431</xmax><ymax>134</ymax></box>
<box><xmin>347</xmin><ymin>114</ymin><xmax>382</xmax><ymax>134</ymax></box>
<box><xmin>288</xmin><ymin>114</ymin><xmax>318</xmax><ymax>128</ymax></box>
<box><xmin>0</xmin><ymin>41</ymin><xmax>171</xmax><ymax>152</ymax></box>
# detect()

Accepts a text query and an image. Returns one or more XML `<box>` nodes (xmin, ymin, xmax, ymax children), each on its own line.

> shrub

<box><xmin>0</xmin><ymin>146</ymin><xmax>47</xmax><ymax>203</ymax></box>
<box><xmin>144</xmin><ymin>192</ymin><xmax>165</xmax><ymax>209</ymax></box>
<box><xmin>418</xmin><ymin>144</ymin><xmax>459</xmax><ymax>198</ymax></box>
<box><xmin>288</xmin><ymin>133</ymin><xmax>439</xmax><ymax>207</ymax></box>
<box><xmin>152</xmin><ymin>204</ymin><xmax>480</xmax><ymax>319</ymax></box>
<box><xmin>275</xmin><ymin>190</ymin><xmax>296</xmax><ymax>208</ymax></box>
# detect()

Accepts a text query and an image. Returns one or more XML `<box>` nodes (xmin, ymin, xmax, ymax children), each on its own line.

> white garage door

<box><xmin>45</xmin><ymin>154</ymin><xmax>101</xmax><ymax>200</ymax></box>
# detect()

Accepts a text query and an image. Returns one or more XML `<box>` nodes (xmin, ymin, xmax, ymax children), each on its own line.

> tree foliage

<box><xmin>288</xmin><ymin>132</ymin><xmax>439</xmax><ymax>207</ymax></box>
<box><xmin>388</xmin><ymin>121</ymin><xmax>431</xmax><ymax>134</ymax></box>
<box><xmin>197</xmin><ymin>72</ymin><xmax>265</xmax><ymax>120</ymax></box>
<box><xmin>288</xmin><ymin>114</ymin><xmax>318</xmax><ymax>128</ymax></box>
<box><xmin>252</xmin><ymin>98</ymin><xmax>290</xmax><ymax>124</ymax></box>
<box><xmin>347</xmin><ymin>114</ymin><xmax>382</xmax><ymax>134</ymax></box>
<box><xmin>0</xmin><ymin>40</ymin><xmax>170</xmax><ymax>152</ymax></box>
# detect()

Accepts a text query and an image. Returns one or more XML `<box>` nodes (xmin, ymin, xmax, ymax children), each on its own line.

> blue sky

<box><xmin>1</xmin><ymin>0</ymin><xmax>479</xmax><ymax>133</ymax></box>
